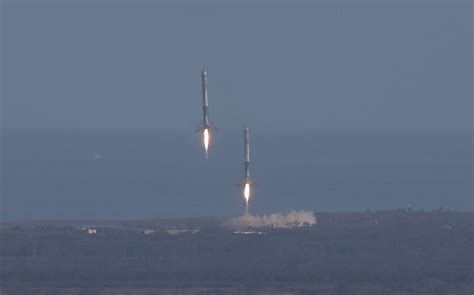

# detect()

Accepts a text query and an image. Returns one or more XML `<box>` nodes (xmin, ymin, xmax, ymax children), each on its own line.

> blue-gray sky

<box><xmin>1</xmin><ymin>1</ymin><xmax>472</xmax><ymax>130</ymax></box>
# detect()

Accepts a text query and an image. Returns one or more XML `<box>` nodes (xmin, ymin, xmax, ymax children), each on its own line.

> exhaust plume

<box><xmin>243</xmin><ymin>182</ymin><xmax>250</xmax><ymax>212</ymax></box>
<box><xmin>228</xmin><ymin>210</ymin><xmax>316</xmax><ymax>229</ymax></box>
<box><xmin>203</xmin><ymin>128</ymin><xmax>210</xmax><ymax>157</ymax></box>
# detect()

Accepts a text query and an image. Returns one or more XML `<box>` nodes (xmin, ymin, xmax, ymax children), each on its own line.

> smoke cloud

<box><xmin>228</xmin><ymin>210</ymin><xmax>316</xmax><ymax>229</ymax></box>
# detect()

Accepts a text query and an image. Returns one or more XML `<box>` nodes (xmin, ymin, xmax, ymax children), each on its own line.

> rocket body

<box><xmin>197</xmin><ymin>70</ymin><xmax>217</xmax><ymax>158</ymax></box>
<box><xmin>243</xmin><ymin>126</ymin><xmax>252</xmax><ymax>213</ymax></box>
<box><xmin>244</xmin><ymin>126</ymin><xmax>250</xmax><ymax>181</ymax></box>
<box><xmin>201</xmin><ymin>70</ymin><xmax>209</xmax><ymax>126</ymax></box>
<box><xmin>197</xmin><ymin>70</ymin><xmax>217</xmax><ymax>132</ymax></box>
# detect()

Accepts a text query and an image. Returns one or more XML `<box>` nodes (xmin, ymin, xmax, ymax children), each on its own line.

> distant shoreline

<box><xmin>2</xmin><ymin>209</ymin><xmax>472</xmax><ymax>226</ymax></box>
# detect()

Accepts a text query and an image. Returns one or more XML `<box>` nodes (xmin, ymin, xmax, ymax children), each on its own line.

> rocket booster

<box><xmin>242</xmin><ymin>126</ymin><xmax>252</xmax><ymax>213</ymax></box>
<box><xmin>197</xmin><ymin>70</ymin><xmax>217</xmax><ymax>158</ymax></box>
<box><xmin>201</xmin><ymin>70</ymin><xmax>209</xmax><ymax>126</ymax></box>
<box><xmin>244</xmin><ymin>126</ymin><xmax>250</xmax><ymax>181</ymax></box>
<box><xmin>197</xmin><ymin>70</ymin><xmax>217</xmax><ymax>131</ymax></box>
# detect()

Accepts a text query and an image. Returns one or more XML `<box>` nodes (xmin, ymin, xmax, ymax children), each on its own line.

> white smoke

<box><xmin>228</xmin><ymin>210</ymin><xmax>316</xmax><ymax>229</ymax></box>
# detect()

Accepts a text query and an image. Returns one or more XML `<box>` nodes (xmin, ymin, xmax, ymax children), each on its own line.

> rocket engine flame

<box><xmin>203</xmin><ymin>128</ymin><xmax>210</xmax><ymax>157</ymax></box>
<box><xmin>244</xmin><ymin>182</ymin><xmax>250</xmax><ymax>212</ymax></box>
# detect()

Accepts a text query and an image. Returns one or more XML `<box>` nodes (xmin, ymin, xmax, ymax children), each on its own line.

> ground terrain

<box><xmin>1</xmin><ymin>210</ymin><xmax>473</xmax><ymax>294</ymax></box>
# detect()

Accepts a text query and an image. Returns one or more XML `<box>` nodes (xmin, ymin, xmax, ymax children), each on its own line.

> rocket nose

<box><xmin>201</xmin><ymin>70</ymin><xmax>207</xmax><ymax>76</ymax></box>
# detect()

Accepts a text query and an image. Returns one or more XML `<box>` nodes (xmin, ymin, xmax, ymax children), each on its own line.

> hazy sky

<box><xmin>1</xmin><ymin>1</ymin><xmax>472</xmax><ymax>130</ymax></box>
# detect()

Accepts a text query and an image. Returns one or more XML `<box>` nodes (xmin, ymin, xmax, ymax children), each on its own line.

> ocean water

<box><xmin>1</xmin><ymin>129</ymin><xmax>472</xmax><ymax>220</ymax></box>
